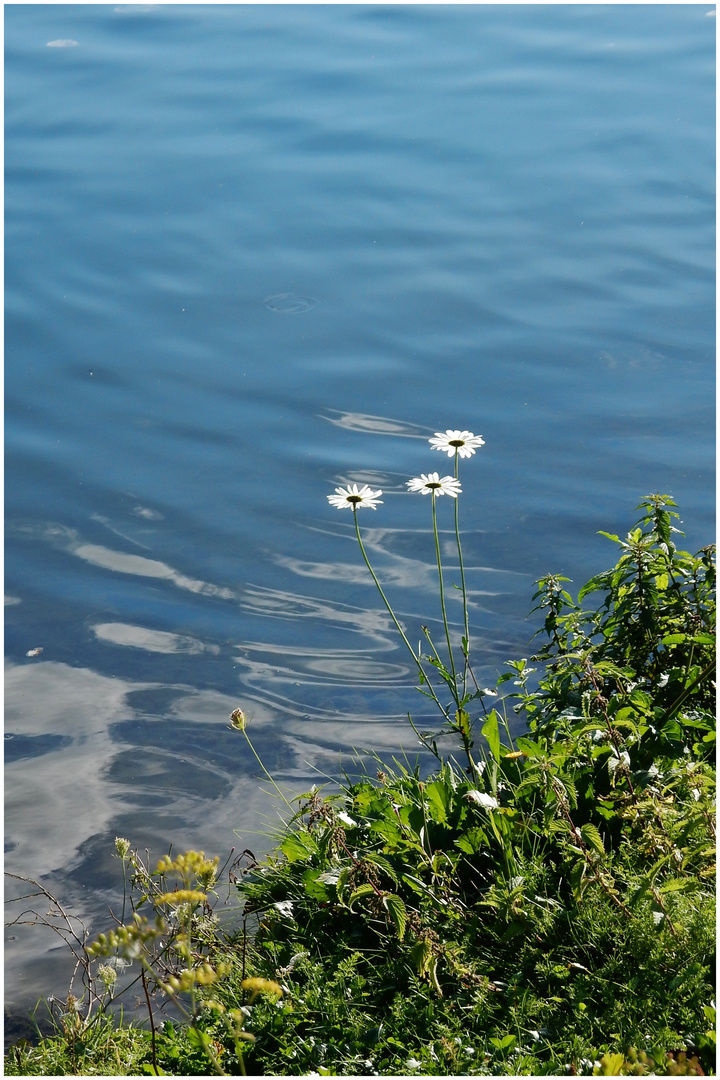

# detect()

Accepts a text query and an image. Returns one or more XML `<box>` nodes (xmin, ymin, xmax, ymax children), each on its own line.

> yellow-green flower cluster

<box><xmin>87</xmin><ymin>913</ymin><xmax>163</xmax><ymax>958</ymax></box>
<box><xmin>155</xmin><ymin>850</ymin><xmax>219</xmax><ymax>890</ymax></box>
<box><xmin>241</xmin><ymin>976</ymin><xmax>284</xmax><ymax>1000</ymax></box>
<box><xmin>161</xmin><ymin>961</ymin><xmax>228</xmax><ymax>996</ymax></box>
<box><xmin>156</xmin><ymin>889</ymin><xmax>208</xmax><ymax>906</ymax></box>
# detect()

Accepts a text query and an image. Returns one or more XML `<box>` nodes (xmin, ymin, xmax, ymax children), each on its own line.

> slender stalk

<box><xmin>352</xmin><ymin>510</ymin><xmax>450</xmax><ymax>720</ymax></box>
<box><xmin>453</xmin><ymin>452</ymin><xmax>470</xmax><ymax>697</ymax></box>
<box><xmin>405</xmin><ymin>712</ymin><xmax>442</xmax><ymax>762</ymax></box>
<box><xmin>431</xmin><ymin>493</ymin><xmax>458</xmax><ymax>701</ymax></box>
<box><xmin>241</xmin><ymin>730</ymin><xmax>294</xmax><ymax>811</ymax></box>
<box><xmin>140</xmin><ymin>967</ymin><xmax>158</xmax><ymax>1074</ymax></box>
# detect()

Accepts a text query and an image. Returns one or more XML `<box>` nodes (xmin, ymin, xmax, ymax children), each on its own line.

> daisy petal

<box><xmin>406</xmin><ymin>473</ymin><xmax>462</xmax><ymax>498</ymax></box>
<box><xmin>429</xmin><ymin>429</ymin><xmax>485</xmax><ymax>457</ymax></box>
<box><xmin>327</xmin><ymin>483</ymin><xmax>383</xmax><ymax>510</ymax></box>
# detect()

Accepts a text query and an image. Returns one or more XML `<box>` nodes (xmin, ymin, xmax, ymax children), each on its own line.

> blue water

<box><xmin>5</xmin><ymin>4</ymin><xmax>715</xmax><ymax>1016</ymax></box>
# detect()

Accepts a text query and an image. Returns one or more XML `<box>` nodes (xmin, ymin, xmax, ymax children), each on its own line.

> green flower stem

<box><xmin>431</xmin><ymin>492</ymin><xmax>459</xmax><ymax>702</ymax></box>
<box><xmin>453</xmin><ymin>452</ymin><xmax>470</xmax><ymax>696</ymax></box>
<box><xmin>352</xmin><ymin>510</ymin><xmax>449</xmax><ymax>721</ymax></box>
<box><xmin>241</xmin><ymin>729</ymin><xmax>294</xmax><ymax>811</ymax></box>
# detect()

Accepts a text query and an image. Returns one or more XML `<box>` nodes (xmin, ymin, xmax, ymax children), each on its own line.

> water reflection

<box><xmin>264</xmin><ymin>292</ymin><xmax>320</xmax><ymax>314</ymax></box>
<box><xmin>5</xmin><ymin>654</ymin><xmax>432</xmax><ymax>1016</ymax></box>
<box><xmin>320</xmin><ymin>410</ymin><xmax>431</xmax><ymax>439</ymax></box>
<box><xmin>93</xmin><ymin>622</ymin><xmax>218</xmax><ymax>655</ymax></box>
<box><xmin>241</xmin><ymin>584</ymin><xmax>399</xmax><ymax>643</ymax></box>
<box><xmin>272</xmin><ymin>551</ymin><xmax>439</xmax><ymax>593</ymax></box>
<box><xmin>75</xmin><ymin>545</ymin><xmax>237</xmax><ymax>599</ymax></box>
<box><xmin>11</xmin><ymin>521</ymin><xmax>237</xmax><ymax>600</ymax></box>
<box><xmin>234</xmin><ymin>642</ymin><xmax>408</xmax><ymax>685</ymax></box>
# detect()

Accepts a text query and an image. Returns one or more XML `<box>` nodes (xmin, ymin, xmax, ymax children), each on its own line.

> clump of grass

<box><xmin>5</xmin><ymin>443</ymin><xmax>715</xmax><ymax>1076</ymax></box>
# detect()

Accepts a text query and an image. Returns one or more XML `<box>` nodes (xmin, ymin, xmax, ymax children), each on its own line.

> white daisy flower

<box><xmin>406</xmin><ymin>473</ymin><xmax>462</xmax><ymax>498</ymax></box>
<box><xmin>429</xmin><ymin>429</ymin><xmax>485</xmax><ymax>457</ymax></box>
<box><xmin>327</xmin><ymin>483</ymin><xmax>383</xmax><ymax>510</ymax></box>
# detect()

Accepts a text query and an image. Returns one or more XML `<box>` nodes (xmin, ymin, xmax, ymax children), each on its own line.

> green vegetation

<box><xmin>5</xmin><ymin>488</ymin><xmax>716</xmax><ymax>1075</ymax></box>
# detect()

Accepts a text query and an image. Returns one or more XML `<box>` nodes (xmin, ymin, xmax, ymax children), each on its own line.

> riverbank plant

<box><xmin>5</xmin><ymin>432</ymin><xmax>715</xmax><ymax>1076</ymax></box>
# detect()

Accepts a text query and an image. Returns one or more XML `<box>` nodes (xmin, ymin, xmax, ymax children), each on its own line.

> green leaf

<box><xmin>348</xmin><ymin>883</ymin><xmax>376</xmax><ymax>907</ymax></box>
<box><xmin>569</xmin><ymin>859</ymin><xmax>588</xmax><ymax>903</ymax></box>
<box><xmin>336</xmin><ymin>865</ymin><xmax>352</xmax><ymax>903</ymax></box>
<box><xmin>401</xmin><ymin>873</ymin><xmax>448</xmax><ymax>909</ymax></box>
<box><xmin>383</xmin><ymin>893</ymin><xmax>407</xmax><ymax>940</ymax></box>
<box><xmin>580</xmin><ymin>823</ymin><xmax>605</xmax><ymax>856</ymax></box>
<box><xmin>363</xmin><ymin>852</ymin><xmax>399</xmax><ymax>887</ymax></box>
<box><xmin>600</xmin><ymin>1053</ymin><xmax>626</xmax><ymax>1075</ymax></box>
<box><xmin>482</xmin><ymin>709</ymin><xmax>501</xmax><ymax>763</ymax></box>
<box><xmin>428</xmin><ymin>955</ymin><xmax>443</xmax><ymax>996</ymax></box>
<box><xmin>280</xmin><ymin>829</ymin><xmax>318</xmax><ymax>863</ymax></box>
<box><xmin>424</xmin><ymin>779</ymin><xmax>450</xmax><ymax>823</ymax></box>
<box><xmin>455</xmin><ymin>708</ymin><xmax>472</xmax><ymax>740</ymax></box>
<box><xmin>659</xmin><ymin>877</ymin><xmax>696</xmax><ymax>895</ymax></box>
<box><xmin>410</xmin><ymin>938</ymin><xmax>433</xmax><ymax>976</ymax></box>
<box><xmin>490</xmin><ymin>1035</ymin><xmax>517</xmax><ymax>1051</ymax></box>
<box><xmin>302</xmin><ymin>868</ymin><xmax>332</xmax><ymax>902</ymax></box>
<box><xmin>454</xmin><ymin>826</ymin><xmax>487</xmax><ymax>854</ymax></box>
<box><xmin>368</xmin><ymin>817</ymin><xmax>403</xmax><ymax>846</ymax></box>
<box><xmin>514</xmin><ymin>736</ymin><xmax>544</xmax><ymax>757</ymax></box>
<box><xmin>578</xmin><ymin>572</ymin><xmax>612</xmax><ymax>602</ymax></box>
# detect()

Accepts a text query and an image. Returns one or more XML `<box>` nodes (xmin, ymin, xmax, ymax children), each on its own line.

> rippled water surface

<box><xmin>5</xmin><ymin>3</ymin><xmax>715</xmax><ymax>1016</ymax></box>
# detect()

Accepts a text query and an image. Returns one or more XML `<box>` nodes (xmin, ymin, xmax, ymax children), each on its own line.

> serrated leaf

<box><xmin>302</xmin><ymin>868</ymin><xmax>332</xmax><ymax>901</ymax></box>
<box><xmin>578</xmin><ymin>572</ymin><xmax>612</xmax><ymax>602</ymax></box>
<box><xmin>383</xmin><ymin>893</ymin><xmax>407</xmax><ymax>940</ymax></box>
<box><xmin>580</xmin><ymin>823</ymin><xmax>605</xmax><ymax>856</ymax></box>
<box><xmin>348</xmin><ymin>883</ymin><xmax>376</xmax><ymax>907</ymax></box>
<box><xmin>364</xmin><ymin>852</ymin><xmax>399</xmax><ymax>887</ymax></box>
<box><xmin>659</xmin><ymin>877</ymin><xmax>696</xmax><ymax>894</ymax></box>
<box><xmin>336</xmin><ymin>865</ymin><xmax>352</xmax><ymax>903</ymax></box>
